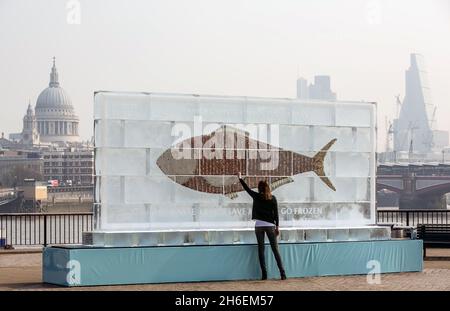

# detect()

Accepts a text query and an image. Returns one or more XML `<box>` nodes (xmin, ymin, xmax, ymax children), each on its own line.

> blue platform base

<box><xmin>43</xmin><ymin>239</ymin><xmax>423</xmax><ymax>286</ymax></box>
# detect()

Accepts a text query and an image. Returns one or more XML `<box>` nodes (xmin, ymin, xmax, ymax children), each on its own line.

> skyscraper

<box><xmin>296</xmin><ymin>75</ymin><xmax>337</xmax><ymax>101</ymax></box>
<box><xmin>296</xmin><ymin>77</ymin><xmax>309</xmax><ymax>99</ymax></box>
<box><xmin>393</xmin><ymin>54</ymin><xmax>435</xmax><ymax>153</ymax></box>
<box><xmin>308</xmin><ymin>76</ymin><xmax>337</xmax><ymax>101</ymax></box>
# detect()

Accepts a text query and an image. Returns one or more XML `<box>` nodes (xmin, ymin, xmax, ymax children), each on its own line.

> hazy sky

<box><xmin>1</xmin><ymin>0</ymin><xmax>449</xmax><ymax>150</ymax></box>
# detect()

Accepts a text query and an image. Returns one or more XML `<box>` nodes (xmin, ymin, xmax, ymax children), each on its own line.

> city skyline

<box><xmin>1</xmin><ymin>0</ymin><xmax>449</xmax><ymax>151</ymax></box>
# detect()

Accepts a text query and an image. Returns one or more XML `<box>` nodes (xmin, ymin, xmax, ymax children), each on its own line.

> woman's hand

<box><xmin>236</xmin><ymin>172</ymin><xmax>242</xmax><ymax>179</ymax></box>
<box><xmin>275</xmin><ymin>226</ymin><xmax>280</xmax><ymax>236</ymax></box>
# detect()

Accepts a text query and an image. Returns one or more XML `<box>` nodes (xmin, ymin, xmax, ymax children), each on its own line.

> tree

<box><xmin>0</xmin><ymin>165</ymin><xmax>43</xmax><ymax>187</ymax></box>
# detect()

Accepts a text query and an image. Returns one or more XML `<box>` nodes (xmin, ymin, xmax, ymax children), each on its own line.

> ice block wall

<box><xmin>94</xmin><ymin>92</ymin><xmax>376</xmax><ymax>231</ymax></box>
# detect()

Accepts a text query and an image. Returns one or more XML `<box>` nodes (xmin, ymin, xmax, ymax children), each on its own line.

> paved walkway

<box><xmin>1</xmin><ymin>249</ymin><xmax>450</xmax><ymax>291</ymax></box>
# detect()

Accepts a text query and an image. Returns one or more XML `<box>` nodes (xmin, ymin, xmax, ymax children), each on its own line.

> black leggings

<box><xmin>254</xmin><ymin>226</ymin><xmax>285</xmax><ymax>275</ymax></box>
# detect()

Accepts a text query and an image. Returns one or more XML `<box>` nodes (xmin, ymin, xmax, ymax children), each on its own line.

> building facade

<box><xmin>42</xmin><ymin>148</ymin><xmax>94</xmax><ymax>185</ymax></box>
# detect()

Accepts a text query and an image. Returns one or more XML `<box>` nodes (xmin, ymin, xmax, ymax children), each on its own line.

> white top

<box><xmin>255</xmin><ymin>220</ymin><xmax>275</xmax><ymax>227</ymax></box>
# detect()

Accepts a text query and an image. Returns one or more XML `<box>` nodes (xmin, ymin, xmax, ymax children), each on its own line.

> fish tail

<box><xmin>312</xmin><ymin>138</ymin><xmax>337</xmax><ymax>191</ymax></box>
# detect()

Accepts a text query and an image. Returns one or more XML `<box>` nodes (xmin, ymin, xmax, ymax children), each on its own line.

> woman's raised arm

<box><xmin>237</xmin><ymin>172</ymin><xmax>258</xmax><ymax>199</ymax></box>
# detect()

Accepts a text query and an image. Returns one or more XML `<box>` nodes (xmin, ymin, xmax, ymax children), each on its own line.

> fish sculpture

<box><xmin>157</xmin><ymin>125</ymin><xmax>337</xmax><ymax>199</ymax></box>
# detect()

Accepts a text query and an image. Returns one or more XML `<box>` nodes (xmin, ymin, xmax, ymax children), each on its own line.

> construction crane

<box><xmin>395</xmin><ymin>95</ymin><xmax>402</xmax><ymax>118</ymax></box>
<box><xmin>387</xmin><ymin>95</ymin><xmax>401</xmax><ymax>158</ymax></box>
<box><xmin>407</xmin><ymin>122</ymin><xmax>419</xmax><ymax>162</ymax></box>
<box><xmin>430</xmin><ymin>106</ymin><xmax>437</xmax><ymax>130</ymax></box>
<box><xmin>428</xmin><ymin>107</ymin><xmax>437</xmax><ymax>151</ymax></box>
<box><xmin>385</xmin><ymin>115</ymin><xmax>394</xmax><ymax>152</ymax></box>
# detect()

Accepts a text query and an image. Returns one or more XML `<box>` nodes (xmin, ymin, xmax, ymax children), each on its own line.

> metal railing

<box><xmin>1</xmin><ymin>209</ymin><xmax>450</xmax><ymax>246</ymax></box>
<box><xmin>0</xmin><ymin>213</ymin><xmax>93</xmax><ymax>246</ymax></box>
<box><xmin>377</xmin><ymin>209</ymin><xmax>450</xmax><ymax>226</ymax></box>
<box><xmin>47</xmin><ymin>185</ymin><xmax>94</xmax><ymax>193</ymax></box>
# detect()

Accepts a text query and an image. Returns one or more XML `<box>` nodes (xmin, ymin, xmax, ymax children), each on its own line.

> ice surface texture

<box><xmin>94</xmin><ymin>92</ymin><xmax>376</xmax><ymax>230</ymax></box>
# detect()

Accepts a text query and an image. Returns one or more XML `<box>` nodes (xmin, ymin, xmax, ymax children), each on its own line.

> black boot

<box><xmin>280</xmin><ymin>271</ymin><xmax>287</xmax><ymax>280</ymax></box>
<box><xmin>261</xmin><ymin>270</ymin><xmax>267</xmax><ymax>280</ymax></box>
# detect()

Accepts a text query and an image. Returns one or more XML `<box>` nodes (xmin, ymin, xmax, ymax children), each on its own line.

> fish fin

<box><xmin>319</xmin><ymin>175</ymin><xmax>336</xmax><ymax>192</ymax></box>
<box><xmin>270</xmin><ymin>177</ymin><xmax>294</xmax><ymax>191</ymax></box>
<box><xmin>313</xmin><ymin>138</ymin><xmax>337</xmax><ymax>191</ymax></box>
<box><xmin>225</xmin><ymin>192</ymin><xmax>239</xmax><ymax>200</ymax></box>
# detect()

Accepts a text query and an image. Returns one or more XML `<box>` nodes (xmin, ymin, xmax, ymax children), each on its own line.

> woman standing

<box><xmin>237</xmin><ymin>172</ymin><xmax>287</xmax><ymax>280</ymax></box>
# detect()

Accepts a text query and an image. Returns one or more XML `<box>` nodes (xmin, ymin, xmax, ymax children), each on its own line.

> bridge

<box><xmin>377</xmin><ymin>163</ymin><xmax>450</xmax><ymax>209</ymax></box>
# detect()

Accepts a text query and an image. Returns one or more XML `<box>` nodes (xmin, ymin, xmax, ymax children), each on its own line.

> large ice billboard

<box><xmin>94</xmin><ymin>92</ymin><xmax>376</xmax><ymax>231</ymax></box>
